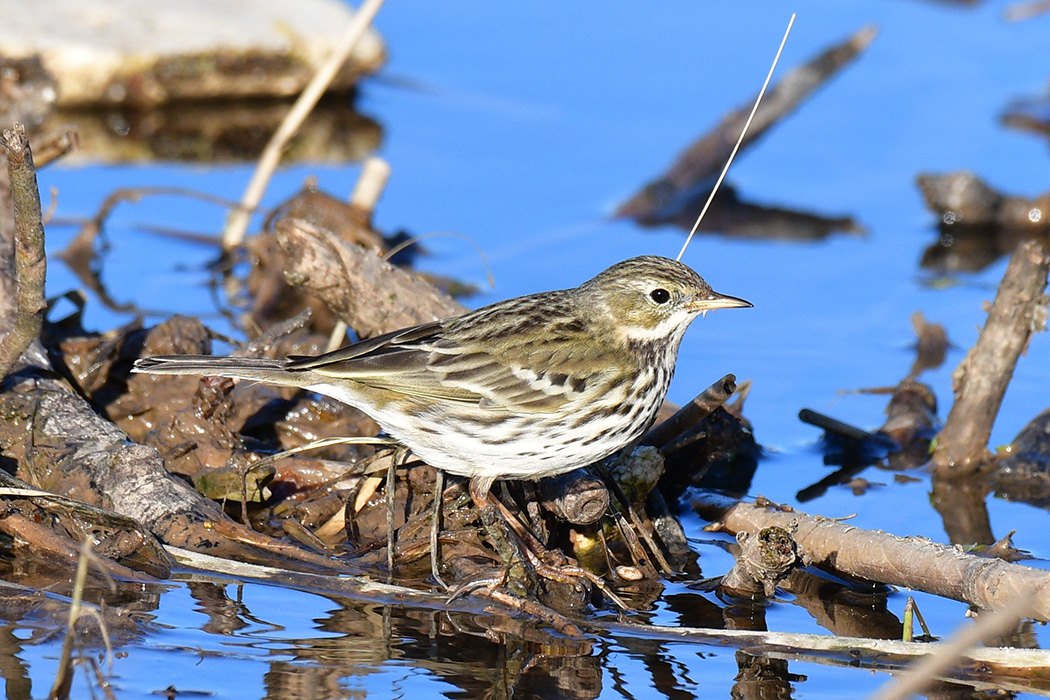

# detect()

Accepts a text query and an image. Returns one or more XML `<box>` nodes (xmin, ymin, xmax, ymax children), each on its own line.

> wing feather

<box><xmin>282</xmin><ymin>294</ymin><xmax>616</xmax><ymax>412</ymax></box>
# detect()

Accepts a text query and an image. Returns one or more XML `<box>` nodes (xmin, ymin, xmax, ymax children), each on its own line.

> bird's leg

<box><xmin>468</xmin><ymin>476</ymin><xmax>533</xmax><ymax>596</ymax></box>
<box><xmin>429</xmin><ymin>468</ymin><xmax>448</xmax><ymax>589</ymax></box>
<box><xmin>386</xmin><ymin>446</ymin><xmax>408</xmax><ymax>584</ymax></box>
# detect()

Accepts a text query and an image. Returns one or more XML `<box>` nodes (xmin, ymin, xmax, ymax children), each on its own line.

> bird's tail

<box><xmin>133</xmin><ymin>355</ymin><xmax>302</xmax><ymax>387</ymax></box>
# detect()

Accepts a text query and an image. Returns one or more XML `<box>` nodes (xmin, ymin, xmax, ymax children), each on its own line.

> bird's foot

<box><xmin>468</xmin><ymin>475</ymin><xmax>630</xmax><ymax>611</ymax></box>
<box><xmin>445</xmin><ymin>567</ymin><xmax>584</xmax><ymax>638</ymax></box>
<box><xmin>479</xmin><ymin>499</ymin><xmax>630</xmax><ymax>611</ymax></box>
<box><xmin>520</xmin><ymin>546</ymin><xmax>631</xmax><ymax>612</ymax></box>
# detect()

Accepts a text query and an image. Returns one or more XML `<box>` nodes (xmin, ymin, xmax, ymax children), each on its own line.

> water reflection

<box><xmin>0</xmin><ymin>571</ymin><xmax>167</xmax><ymax>700</ymax></box>
<box><xmin>250</xmin><ymin>599</ymin><xmax>598</xmax><ymax>700</ymax></box>
<box><xmin>45</xmin><ymin>98</ymin><xmax>381</xmax><ymax>165</ymax></box>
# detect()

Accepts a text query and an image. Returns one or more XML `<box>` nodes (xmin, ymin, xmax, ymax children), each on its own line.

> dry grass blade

<box><xmin>867</xmin><ymin>590</ymin><xmax>1037</xmax><ymax>700</ymax></box>
<box><xmin>47</xmin><ymin>540</ymin><xmax>115</xmax><ymax>700</ymax></box>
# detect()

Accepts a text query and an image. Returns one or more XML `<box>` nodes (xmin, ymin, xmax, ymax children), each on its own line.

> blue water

<box><xmin>23</xmin><ymin>1</ymin><xmax>1050</xmax><ymax>697</ymax></box>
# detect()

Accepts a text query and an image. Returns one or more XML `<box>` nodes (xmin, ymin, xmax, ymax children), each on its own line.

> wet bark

<box><xmin>537</xmin><ymin>471</ymin><xmax>609</xmax><ymax>525</ymax></box>
<box><xmin>641</xmin><ymin>373</ymin><xmax>735</xmax><ymax>449</ymax></box>
<box><xmin>273</xmin><ymin>216</ymin><xmax>465</xmax><ymax>338</ymax></box>
<box><xmin>0</xmin><ymin>125</ymin><xmax>46</xmax><ymax>377</ymax></box>
<box><xmin>721</xmin><ymin>526</ymin><xmax>802</xmax><ymax>598</ymax></box>
<box><xmin>1</xmin><ymin>369</ymin><xmax>350</xmax><ymax>573</ymax></box>
<box><xmin>696</xmin><ymin>496</ymin><xmax>1050</xmax><ymax>621</ymax></box>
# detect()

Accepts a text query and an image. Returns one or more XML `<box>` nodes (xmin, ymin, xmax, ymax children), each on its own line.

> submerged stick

<box><xmin>676</xmin><ymin>14</ymin><xmax>796</xmax><ymax>260</ymax></box>
<box><xmin>273</xmin><ymin>217</ymin><xmax>465</xmax><ymax>337</ymax></box>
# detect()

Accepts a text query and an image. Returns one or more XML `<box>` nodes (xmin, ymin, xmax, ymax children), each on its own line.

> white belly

<box><xmin>305</xmin><ymin>371</ymin><xmax>666</xmax><ymax>481</ymax></box>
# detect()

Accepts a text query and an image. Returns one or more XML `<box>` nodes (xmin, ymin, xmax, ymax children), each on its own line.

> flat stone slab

<box><xmin>0</xmin><ymin>0</ymin><xmax>385</xmax><ymax>107</ymax></box>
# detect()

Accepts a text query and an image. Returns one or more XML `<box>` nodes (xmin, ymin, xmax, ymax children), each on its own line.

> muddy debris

<box><xmin>796</xmin><ymin>310</ymin><xmax>945</xmax><ymax>501</ymax></box>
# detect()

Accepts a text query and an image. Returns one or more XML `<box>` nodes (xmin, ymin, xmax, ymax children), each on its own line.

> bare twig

<box><xmin>697</xmin><ymin>496</ymin><xmax>1050</xmax><ymax>621</ymax></box>
<box><xmin>273</xmin><ymin>217</ymin><xmax>465</xmax><ymax>337</ymax></box>
<box><xmin>327</xmin><ymin>156</ymin><xmax>393</xmax><ymax>350</ymax></box>
<box><xmin>642</xmin><ymin>374</ymin><xmax>736</xmax><ymax>448</ymax></box>
<box><xmin>223</xmin><ymin>0</ymin><xmax>388</xmax><ymax>250</ymax></box>
<box><xmin>31</xmin><ymin>127</ymin><xmax>79</xmax><ymax>169</ymax></box>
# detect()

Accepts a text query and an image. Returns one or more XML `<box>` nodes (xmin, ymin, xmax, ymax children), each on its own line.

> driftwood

<box><xmin>800</xmin><ymin>236</ymin><xmax>1047</xmax><ymax>527</ymax></box>
<box><xmin>696</xmin><ymin>496</ymin><xmax>1050</xmax><ymax>622</ymax></box>
<box><xmin>934</xmin><ymin>239</ymin><xmax>1050</xmax><ymax>476</ymax></box>
<box><xmin>0</xmin><ymin>123</ymin><xmax>356</xmax><ymax>577</ymax></box>
<box><xmin>604</xmin><ymin>616</ymin><xmax>1050</xmax><ymax>696</ymax></box>
<box><xmin>0</xmin><ymin>478</ymin><xmax>173</xmax><ymax>580</ymax></box>
<box><xmin>641</xmin><ymin>373</ymin><xmax>735</xmax><ymax>448</ymax></box>
<box><xmin>0</xmin><ymin>142</ymin><xmax>725</xmax><ymax>611</ymax></box>
<box><xmin>720</xmin><ymin>526</ymin><xmax>803</xmax><ymax>597</ymax></box>
<box><xmin>273</xmin><ymin>216</ymin><xmax>466</xmax><ymax>338</ymax></box>
<box><xmin>28</xmin><ymin>127</ymin><xmax>79</xmax><ymax>169</ymax></box>
<box><xmin>169</xmin><ymin>544</ymin><xmax>1050</xmax><ymax>694</ymax></box>
<box><xmin>0</xmin><ymin>125</ymin><xmax>46</xmax><ymax>377</ymax></box>
<box><xmin>1</xmin><ymin>367</ymin><xmax>351</xmax><ymax>573</ymax></box>
<box><xmin>222</xmin><ymin>0</ymin><xmax>388</xmax><ymax>249</ymax></box>
<box><xmin>537</xmin><ymin>471</ymin><xmax>609</xmax><ymax>525</ymax></box>
<box><xmin>797</xmin><ymin>385</ymin><xmax>937</xmax><ymax>503</ymax></box>
<box><xmin>918</xmin><ymin>172</ymin><xmax>1050</xmax><ymax>274</ymax></box>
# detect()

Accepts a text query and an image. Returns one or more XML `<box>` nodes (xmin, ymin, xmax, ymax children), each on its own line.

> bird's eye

<box><xmin>649</xmin><ymin>288</ymin><xmax>670</xmax><ymax>304</ymax></box>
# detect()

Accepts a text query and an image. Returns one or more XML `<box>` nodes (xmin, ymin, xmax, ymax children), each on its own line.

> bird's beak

<box><xmin>689</xmin><ymin>291</ymin><xmax>752</xmax><ymax>317</ymax></box>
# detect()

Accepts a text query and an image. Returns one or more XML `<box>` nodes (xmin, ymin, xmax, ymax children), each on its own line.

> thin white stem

<box><xmin>677</xmin><ymin>13</ymin><xmax>796</xmax><ymax>262</ymax></box>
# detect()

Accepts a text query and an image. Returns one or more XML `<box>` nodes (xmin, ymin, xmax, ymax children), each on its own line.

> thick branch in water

<box><xmin>696</xmin><ymin>496</ymin><xmax>1050</xmax><ymax>621</ymax></box>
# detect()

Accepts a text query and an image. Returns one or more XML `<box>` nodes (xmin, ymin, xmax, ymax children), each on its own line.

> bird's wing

<box><xmin>285</xmin><ymin>316</ymin><xmax>601</xmax><ymax>412</ymax></box>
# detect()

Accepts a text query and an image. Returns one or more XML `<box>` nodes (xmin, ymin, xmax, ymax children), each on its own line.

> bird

<box><xmin>133</xmin><ymin>255</ymin><xmax>749</xmax><ymax>515</ymax></box>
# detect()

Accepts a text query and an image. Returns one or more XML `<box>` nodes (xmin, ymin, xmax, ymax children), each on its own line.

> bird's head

<box><xmin>578</xmin><ymin>255</ymin><xmax>751</xmax><ymax>344</ymax></box>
